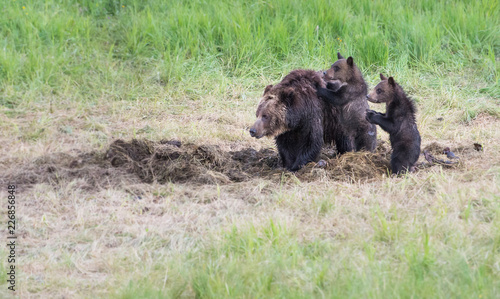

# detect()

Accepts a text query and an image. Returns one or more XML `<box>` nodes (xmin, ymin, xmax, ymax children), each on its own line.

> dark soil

<box><xmin>2</xmin><ymin>139</ymin><xmax>475</xmax><ymax>189</ymax></box>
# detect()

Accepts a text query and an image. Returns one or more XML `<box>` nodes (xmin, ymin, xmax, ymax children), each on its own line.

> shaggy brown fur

<box><xmin>250</xmin><ymin>69</ymin><xmax>340</xmax><ymax>171</ymax></box>
<box><xmin>317</xmin><ymin>53</ymin><xmax>377</xmax><ymax>154</ymax></box>
<box><xmin>366</xmin><ymin>74</ymin><xmax>421</xmax><ymax>174</ymax></box>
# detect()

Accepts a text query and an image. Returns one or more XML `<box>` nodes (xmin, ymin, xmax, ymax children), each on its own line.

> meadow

<box><xmin>0</xmin><ymin>0</ymin><xmax>499</xmax><ymax>297</ymax></box>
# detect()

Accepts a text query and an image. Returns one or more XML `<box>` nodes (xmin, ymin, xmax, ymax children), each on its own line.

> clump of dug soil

<box><xmin>1</xmin><ymin>150</ymin><xmax>133</xmax><ymax>190</ymax></box>
<box><xmin>105</xmin><ymin>139</ymin><xmax>280</xmax><ymax>184</ymax></box>
<box><xmin>296</xmin><ymin>141</ymin><xmax>392</xmax><ymax>181</ymax></box>
<box><xmin>3</xmin><ymin>138</ymin><xmax>475</xmax><ymax>189</ymax></box>
<box><xmin>105</xmin><ymin>139</ymin><xmax>393</xmax><ymax>184</ymax></box>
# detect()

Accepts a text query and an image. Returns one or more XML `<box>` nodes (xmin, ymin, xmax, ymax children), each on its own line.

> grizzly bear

<box><xmin>249</xmin><ymin>69</ymin><xmax>340</xmax><ymax>171</ymax></box>
<box><xmin>316</xmin><ymin>53</ymin><xmax>377</xmax><ymax>154</ymax></box>
<box><xmin>366</xmin><ymin>74</ymin><xmax>421</xmax><ymax>174</ymax></box>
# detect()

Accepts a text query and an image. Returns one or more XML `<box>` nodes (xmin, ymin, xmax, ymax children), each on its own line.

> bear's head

<box><xmin>323</xmin><ymin>52</ymin><xmax>360</xmax><ymax>84</ymax></box>
<box><xmin>366</xmin><ymin>74</ymin><xmax>396</xmax><ymax>104</ymax></box>
<box><xmin>249</xmin><ymin>84</ymin><xmax>288</xmax><ymax>139</ymax></box>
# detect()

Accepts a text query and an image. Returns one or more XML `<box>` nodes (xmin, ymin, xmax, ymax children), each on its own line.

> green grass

<box><xmin>1</xmin><ymin>0</ymin><xmax>498</xmax><ymax>108</ymax></box>
<box><xmin>113</xmin><ymin>175</ymin><xmax>500</xmax><ymax>298</ymax></box>
<box><xmin>1</xmin><ymin>0</ymin><xmax>500</xmax><ymax>298</ymax></box>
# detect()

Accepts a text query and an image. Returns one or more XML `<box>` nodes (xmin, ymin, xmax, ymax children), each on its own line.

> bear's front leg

<box><xmin>317</xmin><ymin>86</ymin><xmax>350</xmax><ymax>106</ymax></box>
<box><xmin>289</xmin><ymin>125</ymin><xmax>323</xmax><ymax>171</ymax></box>
<box><xmin>335</xmin><ymin>134</ymin><xmax>355</xmax><ymax>155</ymax></box>
<box><xmin>290</xmin><ymin>145</ymin><xmax>322</xmax><ymax>171</ymax></box>
<box><xmin>326</xmin><ymin>80</ymin><xmax>347</xmax><ymax>92</ymax></box>
<box><xmin>366</xmin><ymin>110</ymin><xmax>396</xmax><ymax>134</ymax></box>
<box><xmin>366</xmin><ymin>109</ymin><xmax>385</xmax><ymax>117</ymax></box>
<box><xmin>355</xmin><ymin>122</ymin><xmax>377</xmax><ymax>152</ymax></box>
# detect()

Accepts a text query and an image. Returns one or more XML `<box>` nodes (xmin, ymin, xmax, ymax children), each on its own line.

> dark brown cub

<box><xmin>316</xmin><ymin>52</ymin><xmax>377</xmax><ymax>154</ymax></box>
<box><xmin>366</xmin><ymin>74</ymin><xmax>421</xmax><ymax>174</ymax></box>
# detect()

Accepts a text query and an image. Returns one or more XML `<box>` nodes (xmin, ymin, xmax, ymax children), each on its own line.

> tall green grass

<box><xmin>114</xmin><ymin>213</ymin><xmax>500</xmax><ymax>298</ymax></box>
<box><xmin>1</xmin><ymin>0</ymin><xmax>498</xmax><ymax>107</ymax></box>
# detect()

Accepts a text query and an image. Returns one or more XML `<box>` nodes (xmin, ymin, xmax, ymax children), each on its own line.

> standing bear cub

<box><xmin>366</xmin><ymin>74</ymin><xmax>421</xmax><ymax>174</ymax></box>
<box><xmin>316</xmin><ymin>53</ymin><xmax>377</xmax><ymax>154</ymax></box>
<box><xmin>249</xmin><ymin>69</ymin><xmax>339</xmax><ymax>171</ymax></box>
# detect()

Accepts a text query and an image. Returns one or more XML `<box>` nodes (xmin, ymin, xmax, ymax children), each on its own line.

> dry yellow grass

<box><xmin>1</xmin><ymin>90</ymin><xmax>499</xmax><ymax>297</ymax></box>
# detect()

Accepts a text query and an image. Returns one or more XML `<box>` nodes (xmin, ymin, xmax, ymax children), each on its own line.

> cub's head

<box><xmin>323</xmin><ymin>52</ymin><xmax>358</xmax><ymax>83</ymax></box>
<box><xmin>366</xmin><ymin>73</ymin><xmax>396</xmax><ymax>104</ymax></box>
<box><xmin>249</xmin><ymin>84</ymin><xmax>288</xmax><ymax>139</ymax></box>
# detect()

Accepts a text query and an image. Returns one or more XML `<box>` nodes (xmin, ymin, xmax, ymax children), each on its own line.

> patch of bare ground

<box><xmin>2</xmin><ymin>137</ymin><xmax>480</xmax><ymax>190</ymax></box>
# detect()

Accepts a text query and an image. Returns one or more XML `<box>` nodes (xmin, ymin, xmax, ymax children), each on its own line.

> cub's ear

<box><xmin>279</xmin><ymin>87</ymin><xmax>295</xmax><ymax>106</ymax></box>
<box><xmin>388</xmin><ymin>77</ymin><xmax>395</xmax><ymax>86</ymax></box>
<box><xmin>380</xmin><ymin>73</ymin><xmax>388</xmax><ymax>80</ymax></box>
<box><xmin>347</xmin><ymin>57</ymin><xmax>354</xmax><ymax>67</ymax></box>
<box><xmin>337</xmin><ymin>52</ymin><xmax>344</xmax><ymax>60</ymax></box>
<box><xmin>263</xmin><ymin>84</ymin><xmax>273</xmax><ymax>95</ymax></box>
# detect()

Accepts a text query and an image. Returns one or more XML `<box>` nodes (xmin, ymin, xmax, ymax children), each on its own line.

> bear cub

<box><xmin>365</xmin><ymin>74</ymin><xmax>421</xmax><ymax>174</ymax></box>
<box><xmin>249</xmin><ymin>69</ymin><xmax>336</xmax><ymax>171</ymax></box>
<box><xmin>316</xmin><ymin>52</ymin><xmax>377</xmax><ymax>154</ymax></box>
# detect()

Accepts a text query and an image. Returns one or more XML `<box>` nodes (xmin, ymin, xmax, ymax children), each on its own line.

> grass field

<box><xmin>1</xmin><ymin>0</ymin><xmax>499</xmax><ymax>297</ymax></box>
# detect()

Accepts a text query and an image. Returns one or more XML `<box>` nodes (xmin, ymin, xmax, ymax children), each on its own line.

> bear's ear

<box><xmin>380</xmin><ymin>73</ymin><xmax>388</xmax><ymax>80</ymax></box>
<box><xmin>263</xmin><ymin>84</ymin><xmax>273</xmax><ymax>95</ymax></box>
<box><xmin>279</xmin><ymin>87</ymin><xmax>295</xmax><ymax>106</ymax></box>
<box><xmin>337</xmin><ymin>52</ymin><xmax>344</xmax><ymax>60</ymax></box>
<box><xmin>347</xmin><ymin>56</ymin><xmax>354</xmax><ymax>67</ymax></box>
<box><xmin>388</xmin><ymin>77</ymin><xmax>395</xmax><ymax>86</ymax></box>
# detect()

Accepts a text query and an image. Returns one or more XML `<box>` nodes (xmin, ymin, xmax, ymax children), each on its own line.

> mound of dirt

<box><xmin>3</xmin><ymin>138</ymin><xmax>478</xmax><ymax>189</ymax></box>
<box><xmin>105</xmin><ymin>139</ymin><xmax>280</xmax><ymax>184</ymax></box>
<box><xmin>2</xmin><ymin>139</ymin><xmax>283</xmax><ymax>188</ymax></box>
<box><xmin>2</xmin><ymin>150</ymin><xmax>135</xmax><ymax>190</ymax></box>
<box><xmin>105</xmin><ymin>139</ymin><xmax>393</xmax><ymax>184</ymax></box>
<box><xmin>297</xmin><ymin>142</ymin><xmax>392</xmax><ymax>182</ymax></box>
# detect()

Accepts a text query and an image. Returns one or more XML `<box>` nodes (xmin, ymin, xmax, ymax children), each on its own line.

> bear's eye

<box><xmin>262</xmin><ymin>114</ymin><xmax>268</xmax><ymax>120</ymax></box>
<box><xmin>376</xmin><ymin>88</ymin><xmax>382</xmax><ymax>94</ymax></box>
<box><xmin>333</xmin><ymin>66</ymin><xmax>340</xmax><ymax>72</ymax></box>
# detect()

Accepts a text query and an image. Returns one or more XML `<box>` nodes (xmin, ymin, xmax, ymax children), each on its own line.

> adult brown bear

<box><xmin>249</xmin><ymin>69</ymin><xmax>340</xmax><ymax>171</ymax></box>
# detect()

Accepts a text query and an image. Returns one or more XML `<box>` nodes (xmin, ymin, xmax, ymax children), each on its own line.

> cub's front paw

<box><xmin>326</xmin><ymin>80</ymin><xmax>346</xmax><ymax>92</ymax></box>
<box><xmin>316</xmin><ymin>87</ymin><xmax>327</xmax><ymax>98</ymax></box>
<box><xmin>365</xmin><ymin>109</ymin><xmax>376</xmax><ymax>122</ymax></box>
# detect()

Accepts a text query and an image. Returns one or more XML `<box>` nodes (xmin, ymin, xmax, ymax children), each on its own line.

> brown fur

<box><xmin>317</xmin><ymin>53</ymin><xmax>377</xmax><ymax>154</ymax></box>
<box><xmin>249</xmin><ymin>86</ymin><xmax>287</xmax><ymax>139</ymax></box>
<box><xmin>250</xmin><ymin>69</ymin><xmax>340</xmax><ymax>171</ymax></box>
<box><xmin>366</xmin><ymin>74</ymin><xmax>421</xmax><ymax>174</ymax></box>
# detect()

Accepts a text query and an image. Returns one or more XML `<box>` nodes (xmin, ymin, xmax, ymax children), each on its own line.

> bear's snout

<box><xmin>366</xmin><ymin>95</ymin><xmax>378</xmax><ymax>103</ymax></box>
<box><xmin>249</xmin><ymin>127</ymin><xmax>257</xmax><ymax>137</ymax></box>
